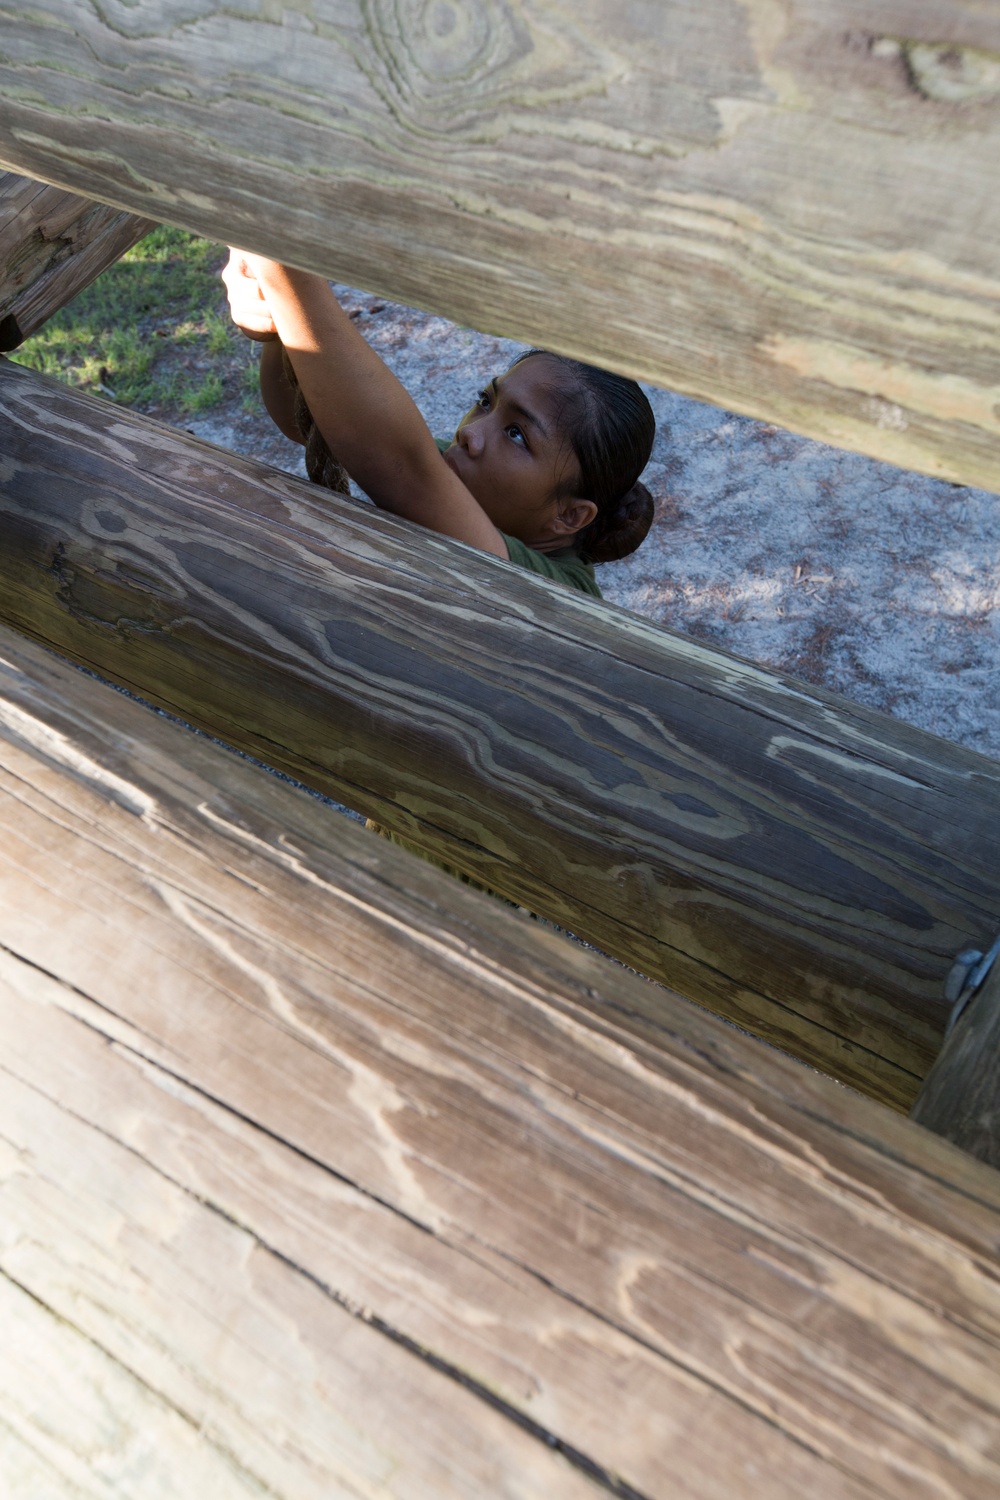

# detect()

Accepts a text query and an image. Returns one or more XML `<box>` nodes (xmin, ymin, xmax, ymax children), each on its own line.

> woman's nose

<box><xmin>459</xmin><ymin>418</ymin><xmax>486</xmax><ymax>457</ymax></box>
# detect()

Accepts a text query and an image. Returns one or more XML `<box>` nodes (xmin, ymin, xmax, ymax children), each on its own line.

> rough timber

<box><xmin>0</xmin><ymin>3</ymin><xmax>999</xmax><ymax>488</ymax></box>
<box><xmin>1</xmin><ymin>623</ymin><xmax>999</xmax><ymax>1498</ymax></box>
<box><xmin>0</xmin><ymin>169</ymin><xmax>152</xmax><ymax>349</ymax></box>
<box><xmin>3</xmin><ymin>357</ymin><xmax>1000</xmax><ymax>1112</ymax></box>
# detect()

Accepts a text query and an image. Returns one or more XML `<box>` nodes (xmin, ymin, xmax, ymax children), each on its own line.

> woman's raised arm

<box><xmin>223</xmin><ymin>252</ymin><xmax>507</xmax><ymax>557</ymax></box>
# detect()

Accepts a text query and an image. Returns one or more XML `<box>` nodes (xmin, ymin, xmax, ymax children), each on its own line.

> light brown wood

<box><xmin>1</xmin><ymin>621</ymin><xmax>999</xmax><ymax>1498</ymax></box>
<box><xmin>1</xmin><ymin>4</ymin><xmax>1000</xmax><ymax>487</ymax></box>
<box><xmin>1</xmin><ymin>358</ymin><xmax>999</xmax><ymax>1111</ymax></box>
<box><xmin>911</xmin><ymin>959</ymin><xmax>1000</xmax><ymax>1166</ymax></box>
<box><xmin>0</xmin><ymin>169</ymin><xmax>153</xmax><ymax>349</ymax></box>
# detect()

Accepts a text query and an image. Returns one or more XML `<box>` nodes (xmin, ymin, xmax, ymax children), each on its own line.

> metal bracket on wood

<box><xmin>944</xmin><ymin>934</ymin><xmax>1000</xmax><ymax>1039</ymax></box>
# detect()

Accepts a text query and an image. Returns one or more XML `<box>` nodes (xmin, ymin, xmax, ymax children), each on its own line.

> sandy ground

<box><xmin>189</xmin><ymin>284</ymin><xmax>1000</xmax><ymax>764</ymax></box>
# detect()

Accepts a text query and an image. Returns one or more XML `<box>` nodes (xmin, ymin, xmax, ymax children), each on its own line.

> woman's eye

<box><xmin>505</xmin><ymin>424</ymin><xmax>526</xmax><ymax>446</ymax></box>
<box><xmin>476</xmin><ymin>389</ymin><xmax>491</xmax><ymax>409</ymax></box>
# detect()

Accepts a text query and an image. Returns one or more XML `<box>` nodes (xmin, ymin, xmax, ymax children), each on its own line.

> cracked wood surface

<box><xmin>1</xmin><ymin>624</ymin><xmax>999</xmax><ymax>1498</ymax></box>
<box><xmin>0</xmin><ymin>169</ymin><xmax>153</xmax><ymax>351</ymax></box>
<box><xmin>1</xmin><ymin>4</ymin><xmax>1000</xmax><ymax>487</ymax></box>
<box><xmin>3</xmin><ymin>359</ymin><xmax>1000</xmax><ymax>1109</ymax></box>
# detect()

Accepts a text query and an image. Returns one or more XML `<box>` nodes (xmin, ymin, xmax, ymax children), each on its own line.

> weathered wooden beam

<box><xmin>1</xmin><ymin>621</ymin><xmax>999</xmax><ymax>1499</ymax></box>
<box><xmin>2</xmin><ymin>358</ymin><xmax>999</xmax><ymax>1111</ymax></box>
<box><xmin>0</xmin><ymin>169</ymin><xmax>153</xmax><ymax>350</ymax></box>
<box><xmin>1</xmin><ymin>4</ymin><xmax>999</xmax><ymax>489</ymax></box>
<box><xmin>911</xmin><ymin>952</ymin><xmax>1000</xmax><ymax>1166</ymax></box>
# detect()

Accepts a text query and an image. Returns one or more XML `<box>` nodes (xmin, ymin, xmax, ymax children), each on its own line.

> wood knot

<box><xmin>902</xmin><ymin>41</ymin><xmax>1000</xmax><ymax>104</ymax></box>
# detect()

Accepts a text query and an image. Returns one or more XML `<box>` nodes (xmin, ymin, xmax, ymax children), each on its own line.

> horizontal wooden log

<box><xmin>0</xmin><ymin>169</ymin><xmax>153</xmax><ymax>350</ymax></box>
<box><xmin>1</xmin><ymin>620</ymin><xmax>999</xmax><ymax>1498</ymax></box>
<box><xmin>2</xmin><ymin>360</ymin><xmax>1000</xmax><ymax>1111</ymax></box>
<box><xmin>911</xmin><ymin>959</ymin><xmax>1000</xmax><ymax>1167</ymax></box>
<box><xmin>1</xmin><ymin>5</ymin><xmax>1000</xmax><ymax>488</ymax></box>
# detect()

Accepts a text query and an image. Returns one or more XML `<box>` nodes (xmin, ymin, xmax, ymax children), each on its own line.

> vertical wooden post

<box><xmin>910</xmin><ymin>947</ymin><xmax>1000</xmax><ymax>1167</ymax></box>
<box><xmin>0</xmin><ymin>169</ymin><xmax>153</xmax><ymax>349</ymax></box>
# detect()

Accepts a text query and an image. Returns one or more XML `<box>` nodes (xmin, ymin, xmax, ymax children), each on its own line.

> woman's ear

<box><xmin>553</xmin><ymin>497</ymin><xmax>598</xmax><ymax>537</ymax></box>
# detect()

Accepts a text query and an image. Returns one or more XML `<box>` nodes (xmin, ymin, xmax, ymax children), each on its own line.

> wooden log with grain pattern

<box><xmin>2</xmin><ymin>356</ymin><xmax>999</xmax><ymax>1112</ymax></box>
<box><xmin>911</xmin><ymin>956</ymin><xmax>1000</xmax><ymax>1167</ymax></box>
<box><xmin>1</xmin><ymin>4</ymin><xmax>1000</xmax><ymax>489</ymax></box>
<box><xmin>0</xmin><ymin>169</ymin><xmax>153</xmax><ymax>350</ymax></box>
<box><xmin>1</xmin><ymin>621</ymin><xmax>999</xmax><ymax>1499</ymax></box>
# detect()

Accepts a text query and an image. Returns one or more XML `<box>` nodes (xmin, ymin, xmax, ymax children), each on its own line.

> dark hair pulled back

<box><xmin>511</xmin><ymin>349</ymin><xmax>656</xmax><ymax>563</ymax></box>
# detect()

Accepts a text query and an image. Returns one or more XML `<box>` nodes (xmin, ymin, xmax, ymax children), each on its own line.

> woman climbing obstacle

<box><xmin>222</xmin><ymin>251</ymin><xmax>657</xmax><ymax>598</ymax></box>
<box><xmin>222</xmin><ymin>250</ymin><xmax>658</xmax><ymax>897</ymax></box>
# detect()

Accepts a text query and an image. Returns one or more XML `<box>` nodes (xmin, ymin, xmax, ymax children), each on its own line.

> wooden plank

<box><xmin>0</xmin><ymin>1097</ymin><xmax>606</xmax><ymax>1500</ymax></box>
<box><xmin>1</xmin><ymin>622</ymin><xmax>999</xmax><ymax>1499</ymax></box>
<box><xmin>1</xmin><ymin>4</ymin><xmax>1000</xmax><ymax>488</ymax></box>
<box><xmin>1</xmin><ymin>359</ymin><xmax>999</xmax><ymax>1112</ymax></box>
<box><xmin>911</xmin><ymin>960</ymin><xmax>1000</xmax><ymax>1167</ymax></box>
<box><xmin>0</xmin><ymin>169</ymin><xmax>153</xmax><ymax>350</ymax></box>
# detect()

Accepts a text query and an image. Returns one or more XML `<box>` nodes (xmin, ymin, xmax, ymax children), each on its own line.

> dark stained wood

<box><xmin>1</xmin><ymin>621</ymin><xmax>999</xmax><ymax>1498</ymax></box>
<box><xmin>911</xmin><ymin>959</ymin><xmax>1000</xmax><ymax>1167</ymax></box>
<box><xmin>1</xmin><ymin>360</ymin><xmax>999</xmax><ymax>1111</ymax></box>
<box><xmin>2</xmin><ymin>4</ymin><xmax>1000</xmax><ymax>488</ymax></box>
<box><xmin>0</xmin><ymin>170</ymin><xmax>153</xmax><ymax>349</ymax></box>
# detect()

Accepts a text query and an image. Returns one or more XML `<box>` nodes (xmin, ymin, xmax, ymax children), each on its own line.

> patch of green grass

<box><xmin>10</xmin><ymin>224</ymin><xmax>244</xmax><ymax>419</ymax></box>
<box><xmin>186</xmin><ymin>369</ymin><xmax>225</xmax><ymax>412</ymax></box>
<box><xmin>241</xmin><ymin>352</ymin><xmax>264</xmax><ymax>414</ymax></box>
<box><xmin>205</xmin><ymin>310</ymin><xmax>234</xmax><ymax>357</ymax></box>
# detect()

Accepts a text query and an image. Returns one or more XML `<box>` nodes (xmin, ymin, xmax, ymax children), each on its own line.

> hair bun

<box><xmin>583</xmin><ymin>480</ymin><xmax>654</xmax><ymax>564</ymax></box>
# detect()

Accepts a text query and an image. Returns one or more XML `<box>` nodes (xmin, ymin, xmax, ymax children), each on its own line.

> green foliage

<box><xmin>9</xmin><ymin>224</ymin><xmax>244</xmax><ymax>419</ymax></box>
<box><xmin>241</xmin><ymin>353</ymin><xmax>265</xmax><ymax>414</ymax></box>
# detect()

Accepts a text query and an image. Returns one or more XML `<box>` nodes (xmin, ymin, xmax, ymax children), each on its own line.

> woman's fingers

<box><xmin>237</xmin><ymin>251</ymin><xmax>284</xmax><ymax>283</ymax></box>
<box><xmin>222</xmin><ymin>248</ymin><xmax>279</xmax><ymax>341</ymax></box>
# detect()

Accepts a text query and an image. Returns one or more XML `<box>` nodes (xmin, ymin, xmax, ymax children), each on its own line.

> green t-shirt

<box><xmin>501</xmin><ymin>533</ymin><xmax>601</xmax><ymax>598</ymax></box>
<box><xmin>433</xmin><ymin>436</ymin><xmax>601</xmax><ymax>598</ymax></box>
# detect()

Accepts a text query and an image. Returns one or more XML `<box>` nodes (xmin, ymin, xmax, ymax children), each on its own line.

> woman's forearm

<box><xmin>248</xmin><ymin>261</ymin><xmax>444</xmax><ymax>512</ymax></box>
<box><xmin>259</xmin><ymin>338</ymin><xmax>303</xmax><ymax>444</ymax></box>
<box><xmin>230</xmin><ymin>253</ymin><xmax>506</xmax><ymax>557</ymax></box>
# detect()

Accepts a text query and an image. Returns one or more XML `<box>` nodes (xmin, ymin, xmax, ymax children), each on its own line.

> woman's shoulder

<box><xmin>502</xmin><ymin>534</ymin><xmax>603</xmax><ymax>598</ymax></box>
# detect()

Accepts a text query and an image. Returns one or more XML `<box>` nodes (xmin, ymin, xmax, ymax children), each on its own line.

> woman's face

<box><xmin>443</xmin><ymin>356</ymin><xmax>592</xmax><ymax>548</ymax></box>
